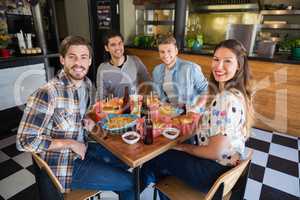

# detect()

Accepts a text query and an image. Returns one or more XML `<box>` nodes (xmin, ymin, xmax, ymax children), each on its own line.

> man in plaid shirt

<box><xmin>16</xmin><ymin>36</ymin><xmax>134</xmax><ymax>200</ymax></box>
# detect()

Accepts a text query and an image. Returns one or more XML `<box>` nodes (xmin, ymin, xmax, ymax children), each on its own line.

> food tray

<box><xmin>99</xmin><ymin>114</ymin><xmax>138</xmax><ymax>134</ymax></box>
<box><xmin>158</xmin><ymin>105</ymin><xmax>184</xmax><ymax>117</ymax></box>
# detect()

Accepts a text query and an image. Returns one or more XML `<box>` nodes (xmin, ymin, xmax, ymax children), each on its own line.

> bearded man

<box><xmin>16</xmin><ymin>36</ymin><xmax>135</xmax><ymax>200</ymax></box>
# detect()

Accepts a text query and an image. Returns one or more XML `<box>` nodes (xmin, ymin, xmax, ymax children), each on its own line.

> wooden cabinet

<box><xmin>127</xmin><ymin>47</ymin><xmax>300</xmax><ymax>137</ymax></box>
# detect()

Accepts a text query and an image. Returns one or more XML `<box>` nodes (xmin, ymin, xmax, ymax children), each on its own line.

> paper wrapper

<box><xmin>171</xmin><ymin>113</ymin><xmax>201</xmax><ymax>135</ymax></box>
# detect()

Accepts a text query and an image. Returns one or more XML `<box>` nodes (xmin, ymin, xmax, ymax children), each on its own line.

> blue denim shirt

<box><xmin>152</xmin><ymin>58</ymin><xmax>208</xmax><ymax>110</ymax></box>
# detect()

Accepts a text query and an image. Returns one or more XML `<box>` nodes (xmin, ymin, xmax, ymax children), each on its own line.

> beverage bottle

<box><xmin>140</xmin><ymin>96</ymin><xmax>148</xmax><ymax>118</ymax></box>
<box><xmin>143</xmin><ymin>114</ymin><xmax>153</xmax><ymax>145</ymax></box>
<box><xmin>182</xmin><ymin>103</ymin><xmax>187</xmax><ymax>115</ymax></box>
<box><xmin>122</xmin><ymin>86</ymin><xmax>131</xmax><ymax>114</ymax></box>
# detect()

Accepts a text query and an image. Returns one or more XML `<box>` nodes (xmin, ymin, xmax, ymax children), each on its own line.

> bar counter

<box><xmin>0</xmin><ymin>53</ymin><xmax>59</xmax><ymax>69</ymax></box>
<box><xmin>127</xmin><ymin>47</ymin><xmax>300</xmax><ymax>137</ymax></box>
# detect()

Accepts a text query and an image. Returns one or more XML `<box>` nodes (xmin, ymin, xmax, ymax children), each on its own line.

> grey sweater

<box><xmin>96</xmin><ymin>55</ymin><xmax>150</xmax><ymax>100</ymax></box>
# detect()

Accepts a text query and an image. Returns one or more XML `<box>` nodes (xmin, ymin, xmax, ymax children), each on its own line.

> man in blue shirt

<box><xmin>152</xmin><ymin>36</ymin><xmax>208</xmax><ymax>112</ymax></box>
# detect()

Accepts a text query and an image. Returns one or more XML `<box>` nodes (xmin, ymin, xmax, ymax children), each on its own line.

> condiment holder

<box><xmin>162</xmin><ymin>128</ymin><xmax>180</xmax><ymax>140</ymax></box>
<box><xmin>122</xmin><ymin>131</ymin><xmax>140</xmax><ymax>144</ymax></box>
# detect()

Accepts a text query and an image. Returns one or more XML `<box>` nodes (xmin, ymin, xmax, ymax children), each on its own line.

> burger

<box><xmin>171</xmin><ymin>117</ymin><xmax>181</xmax><ymax>126</ymax></box>
<box><xmin>179</xmin><ymin>115</ymin><xmax>193</xmax><ymax>124</ymax></box>
<box><xmin>102</xmin><ymin>98</ymin><xmax>123</xmax><ymax>113</ymax></box>
<box><xmin>159</xmin><ymin>105</ymin><xmax>175</xmax><ymax>116</ymax></box>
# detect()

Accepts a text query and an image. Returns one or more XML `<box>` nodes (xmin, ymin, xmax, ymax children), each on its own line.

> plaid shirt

<box><xmin>16</xmin><ymin>70</ymin><xmax>92</xmax><ymax>191</ymax></box>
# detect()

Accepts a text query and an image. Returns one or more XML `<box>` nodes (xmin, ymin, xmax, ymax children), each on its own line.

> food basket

<box><xmin>99</xmin><ymin>114</ymin><xmax>138</xmax><ymax>134</ymax></box>
<box><xmin>150</xmin><ymin>104</ymin><xmax>183</xmax><ymax>122</ymax></box>
<box><xmin>171</xmin><ymin>113</ymin><xmax>201</xmax><ymax>135</ymax></box>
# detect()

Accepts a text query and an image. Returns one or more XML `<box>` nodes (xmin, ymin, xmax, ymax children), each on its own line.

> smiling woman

<box><xmin>141</xmin><ymin>39</ymin><xmax>253</xmax><ymax>200</ymax></box>
<box><xmin>212</xmin><ymin>47</ymin><xmax>239</xmax><ymax>90</ymax></box>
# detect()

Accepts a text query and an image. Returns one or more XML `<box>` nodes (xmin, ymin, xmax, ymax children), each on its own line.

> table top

<box><xmin>90</xmin><ymin>131</ymin><xmax>194</xmax><ymax>168</ymax></box>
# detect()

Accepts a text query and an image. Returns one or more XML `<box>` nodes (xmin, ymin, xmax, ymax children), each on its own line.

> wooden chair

<box><xmin>154</xmin><ymin>150</ymin><xmax>253</xmax><ymax>200</ymax></box>
<box><xmin>32</xmin><ymin>153</ymin><xmax>101</xmax><ymax>200</ymax></box>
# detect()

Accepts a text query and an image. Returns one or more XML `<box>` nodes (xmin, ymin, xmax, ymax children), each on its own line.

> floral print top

<box><xmin>197</xmin><ymin>89</ymin><xmax>247</xmax><ymax>166</ymax></box>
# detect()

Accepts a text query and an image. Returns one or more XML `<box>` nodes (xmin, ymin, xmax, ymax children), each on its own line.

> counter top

<box><xmin>183</xmin><ymin>49</ymin><xmax>300</xmax><ymax>65</ymax></box>
<box><xmin>126</xmin><ymin>46</ymin><xmax>300</xmax><ymax>65</ymax></box>
<box><xmin>0</xmin><ymin>53</ymin><xmax>59</xmax><ymax>69</ymax></box>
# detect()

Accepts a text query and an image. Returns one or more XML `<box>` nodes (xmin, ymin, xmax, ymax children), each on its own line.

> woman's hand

<box><xmin>173</xmin><ymin>143</ymin><xmax>186</xmax><ymax>151</ymax></box>
<box><xmin>189</xmin><ymin>94</ymin><xmax>207</xmax><ymax>113</ymax></box>
<box><xmin>227</xmin><ymin>152</ymin><xmax>241</xmax><ymax>166</ymax></box>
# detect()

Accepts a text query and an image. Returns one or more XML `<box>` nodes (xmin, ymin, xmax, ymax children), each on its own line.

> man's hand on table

<box><xmin>82</xmin><ymin>117</ymin><xmax>96</xmax><ymax>132</ymax></box>
<box><xmin>70</xmin><ymin>140</ymin><xmax>87</xmax><ymax>160</ymax></box>
<box><xmin>49</xmin><ymin>139</ymin><xmax>87</xmax><ymax>160</ymax></box>
<box><xmin>83</xmin><ymin>112</ymin><xmax>108</xmax><ymax>138</ymax></box>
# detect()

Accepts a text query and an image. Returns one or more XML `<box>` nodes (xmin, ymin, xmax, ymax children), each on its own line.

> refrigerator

<box><xmin>88</xmin><ymin>0</ymin><xmax>120</xmax><ymax>83</ymax></box>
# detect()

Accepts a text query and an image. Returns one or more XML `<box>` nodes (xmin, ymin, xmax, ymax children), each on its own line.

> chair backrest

<box><xmin>32</xmin><ymin>152</ymin><xmax>65</xmax><ymax>193</ymax></box>
<box><xmin>205</xmin><ymin>149</ymin><xmax>253</xmax><ymax>200</ymax></box>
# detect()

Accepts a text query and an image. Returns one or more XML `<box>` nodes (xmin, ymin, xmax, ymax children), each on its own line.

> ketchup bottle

<box><xmin>122</xmin><ymin>86</ymin><xmax>131</xmax><ymax>114</ymax></box>
<box><xmin>143</xmin><ymin>113</ymin><xmax>153</xmax><ymax>145</ymax></box>
<box><xmin>140</xmin><ymin>95</ymin><xmax>148</xmax><ymax>118</ymax></box>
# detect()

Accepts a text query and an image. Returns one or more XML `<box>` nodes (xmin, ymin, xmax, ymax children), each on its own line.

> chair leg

<box><xmin>229</xmin><ymin>163</ymin><xmax>251</xmax><ymax>200</ymax></box>
<box><xmin>32</xmin><ymin>158</ymin><xmax>63</xmax><ymax>200</ymax></box>
<box><xmin>211</xmin><ymin>183</ymin><xmax>224</xmax><ymax>200</ymax></box>
<box><xmin>95</xmin><ymin>192</ymin><xmax>101</xmax><ymax>200</ymax></box>
<box><xmin>153</xmin><ymin>188</ymin><xmax>158</xmax><ymax>200</ymax></box>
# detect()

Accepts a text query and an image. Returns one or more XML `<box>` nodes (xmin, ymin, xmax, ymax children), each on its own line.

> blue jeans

<box><xmin>141</xmin><ymin>150</ymin><xmax>231</xmax><ymax>200</ymax></box>
<box><xmin>71</xmin><ymin>143</ymin><xmax>134</xmax><ymax>200</ymax></box>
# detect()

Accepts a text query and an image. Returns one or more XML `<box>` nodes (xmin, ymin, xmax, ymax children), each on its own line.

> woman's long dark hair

<box><xmin>209</xmin><ymin>39</ymin><xmax>253</xmax><ymax>138</ymax></box>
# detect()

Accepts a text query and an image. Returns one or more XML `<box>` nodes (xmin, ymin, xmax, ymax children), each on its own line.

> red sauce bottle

<box><xmin>143</xmin><ymin>114</ymin><xmax>153</xmax><ymax>145</ymax></box>
<box><xmin>122</xmin><ymin>86</ymin><xmax>131</xmax><ymax>114</ymax></box>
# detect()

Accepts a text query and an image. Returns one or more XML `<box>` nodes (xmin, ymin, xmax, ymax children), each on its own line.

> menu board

<box><xmin>97</xmin><ymin>2</ymin><xmax>111</xmax><ymax>29</ymax></box>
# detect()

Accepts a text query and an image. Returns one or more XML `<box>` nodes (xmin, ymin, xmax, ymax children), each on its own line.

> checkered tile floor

<box><xmin>0</xmin><ymin>128</ymin><xmax>299</xmax><ymax>200</ymax></box>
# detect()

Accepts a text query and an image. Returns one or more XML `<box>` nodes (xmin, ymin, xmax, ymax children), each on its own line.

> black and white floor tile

<box><xmin>0</xmin><ymin>128</ymin><xmax>299</xmax><ymax>200</ymax></box>
<box><xmin>244</xmin><ymin>129</ymin><xmax>300</xmax><ymax>200</ymax></box>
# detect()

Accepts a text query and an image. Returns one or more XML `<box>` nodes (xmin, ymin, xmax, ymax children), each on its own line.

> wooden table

<box><xmin>90</xmin><ymin>130</ymin><xmax>195</xmax><ymax>200</ymax></box>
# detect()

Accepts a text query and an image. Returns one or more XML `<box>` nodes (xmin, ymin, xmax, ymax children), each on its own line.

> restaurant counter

<box><xmin>0</xmin><ymin>53</ymin><xmax>59</xmax><ymax>69</ymax></box>
<box><xmin>126</xmin><ymin>46</ymin><xmax>300</xmax><ymax>65</ymax></box>
<box><xmin>127</xmin><ymin>47</ymin><xmax>300</xmax><ymax>137</ymax></box>
<box><xmin>0</xmin><ymin>54</ymin><xmax>60</xmax><ymax>111</ymax></box>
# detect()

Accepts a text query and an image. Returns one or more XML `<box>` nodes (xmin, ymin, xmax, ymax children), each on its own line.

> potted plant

<box><xmin>0</xmin><ymin>34</ymin><xmax>11</xmax><ymax>58</ymax></box>
<box><xmin>292</xmin><ymin>39</ymin><xmax>300</xmax><ymax>60</ymax></box>
<box><xmin>0</xmin><ymin>34</ymin><xmax>11</xmax><ymax>49</ymax></box>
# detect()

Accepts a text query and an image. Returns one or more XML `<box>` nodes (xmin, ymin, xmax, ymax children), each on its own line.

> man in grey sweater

<box><xmin>96</xmin><ymin>32</ymin><xmax>150</xmax><ymax>100</ymax></box>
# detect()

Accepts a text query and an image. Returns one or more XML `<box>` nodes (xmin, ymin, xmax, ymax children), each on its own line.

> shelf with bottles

<box><xmin>259</xmin><ymin>8</ymin><xmax>300</xmax><ymax>31</ymax></box>
<box><xmin>259</xmin><ymin>24</ymin><xmax>300</xmax><ymax>30</ymax></box>
<box><xmin>135</xmin><ymin>3</ymin><xmax>175</xmax><ymax>10</ymax></box>
<box><xmin>189</xmin><ymin>3</ymin><xmax>259</xmax><ymax>13</ymax></box>
<box><xmin>260</xmin><ymin>9</ymin><xmax>300</xmax><ymax>15</ymax></box>
<box><xmin>135</xmin><ymin>2</ymin><xmax>175</xmax><ymax>37</ymax></box>
<box><xmin>143</xmin><ymin>20</ymin><xmax>174</xmax><ymax>26</ymax></box>
<box><xmin>136</xmin><ymin>9</ymin><xmax>175</xmax><ymax>25</ymax></box>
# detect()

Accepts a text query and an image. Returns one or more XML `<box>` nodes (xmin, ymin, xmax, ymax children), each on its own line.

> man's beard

<box><xmin>66</xmin><ymin>64</ymin><xmax>87</xmax><ymax>81</ymax></box>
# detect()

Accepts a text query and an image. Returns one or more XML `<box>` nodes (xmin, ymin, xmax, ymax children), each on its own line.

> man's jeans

<box><xmin>71</xmin><ymin>142</ymin><xmax>135</xmax><ymax>200</ymax></box>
